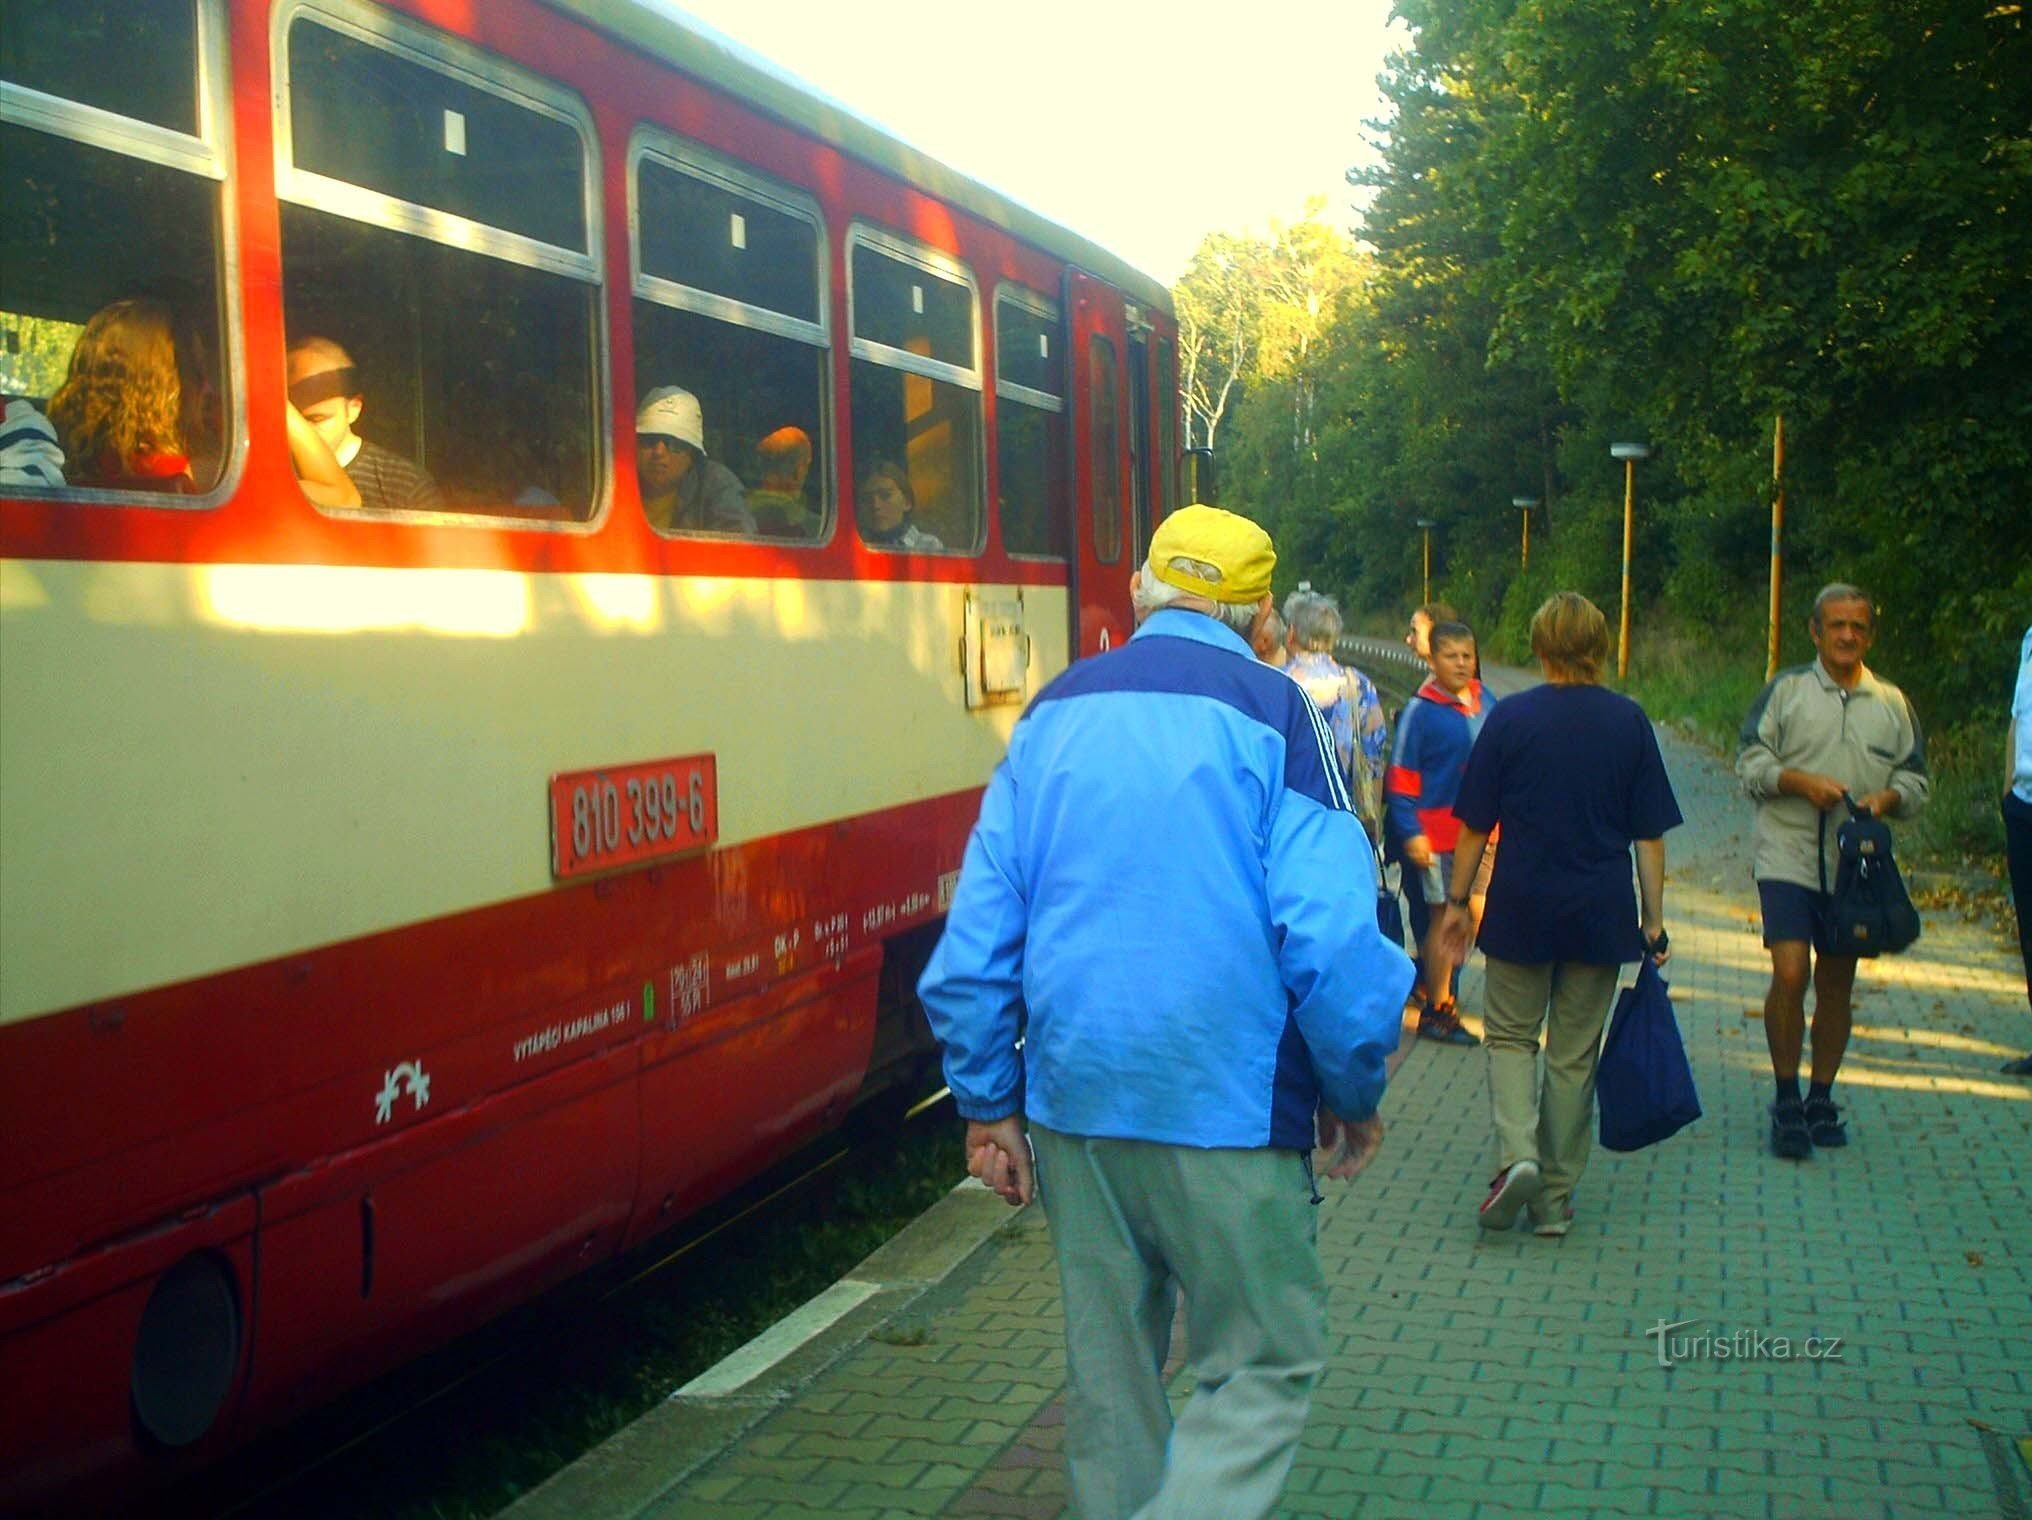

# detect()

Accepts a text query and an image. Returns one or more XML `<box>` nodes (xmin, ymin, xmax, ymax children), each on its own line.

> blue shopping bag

<box><xmin>1596</xmin><ymin>959</ymin><xmax>1701</xmax><ymax>1152</ymax></box>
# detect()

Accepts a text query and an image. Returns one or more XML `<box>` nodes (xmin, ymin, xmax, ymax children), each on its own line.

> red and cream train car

<box><xmin>0</xmin><ymin>0</ymin><xmax>1181</xmax><ymax>1503</ymax></box>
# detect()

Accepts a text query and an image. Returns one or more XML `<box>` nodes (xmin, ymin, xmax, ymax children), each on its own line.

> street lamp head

<box><xmin>1414</xmin><ymin>517</ymin><xmax>1438</xmax><ymax>529</ymax></box>
<box><xmin>1609</xmin><ymin>442</ymin><xmax>1650</xmax><ymax>461</ymax></box>
<box><xmin>1511</xmin><ymin>496</ymin><xmax>1538</xmax><ymax>510</ymax></box>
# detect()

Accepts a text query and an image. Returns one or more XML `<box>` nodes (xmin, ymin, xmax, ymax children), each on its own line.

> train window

<box><xmin>0</xmin><ymin>1</ymin><xmax>233</xmax><ymax>502</ymax></box>
<box><xmin>847</xmin><ymin>228</ymin><xmax>981</xmax><ymax>554</ymax></box>
<box><xmin>631</xmin><ymin>137</ymin><xmax>829</xmax><ymax>540</ymax></box>
<box><xmin>1088</xmin><ymin>334</ymin><xmax>1122</xmax><ymax>563</ymax></box>
<box><xmin>993</xmin><ymin>286</ymin><xmax>1066</xmax><ymax>559</ymax></box>
<box><xmin>1126</xmin><ymin>331</ymin><xmax>1151</xmax><ymax>562</ymax></box>
<box><xmin>637</xmin><ymin>155</ymin><xmax>819</xmax><ymax>325</ymax></box>
<box><xmin>1156</xmin><ymin>336</ymin><xmax>1179</xmax><ymax>516</ymax></box>
<box><xmin>288</xmin><ymin>20</ymin><xmax>584</xmax><ymax>254</ymax></box>
<box><xmin>276</xmin><ymin>5</ymin><xmax>601</xmax><ymax>521</ymax></box>
<box><xmin>2</xmin><ymin>0</ymin><xmax>199</xmax><ymax>136</ymax></box>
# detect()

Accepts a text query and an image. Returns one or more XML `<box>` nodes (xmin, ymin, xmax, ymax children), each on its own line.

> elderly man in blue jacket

<box><xmin>919</xmin><ymin>505</ymin><xmax>1413</xmax><ymax>1520</ymax></box>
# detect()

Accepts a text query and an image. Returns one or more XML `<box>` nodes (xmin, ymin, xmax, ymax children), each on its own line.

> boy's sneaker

<box><xmin>1478</xmin><ymin>1159</ymin><xmax>1543</xmax><ymax>1231</ymax></box>
<box><xmin>1418</xmin><ymin>1004</ymin><xmax>1480</xmax><ymax>1046</ymax></box>
<box><xmin>1769</xmin><ymin>1097</ymin><xmax>1812</xmax><ymax>1160</ymax></box>
<box><xmin>1802</xmin><ymin>1096</ymin><xmax>1847</xmax><ymax>1148</ymax></box>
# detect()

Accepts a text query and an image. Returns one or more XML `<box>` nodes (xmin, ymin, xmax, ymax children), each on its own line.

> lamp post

<box><xmin>1511</xmin><ymin>495</ymin><xmax>1538</xmax><ymax>569</ymax></box>
<box><xmin>1767</xmin><ymin>415</ymin><xmax>1784</xmax><ymax>680</ymax></box>
<box><xmin>1609</xmin><ymin>442</ymin><xmax>1649</xmax><ymax>680</ymax></box>
<box><xmin>1414</xmin><ymin>517</ymin><xmax>1437</xmax><ymax>607</ymax></box>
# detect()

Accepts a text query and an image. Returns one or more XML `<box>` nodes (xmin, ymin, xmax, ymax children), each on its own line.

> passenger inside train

<box><xmin>635</xmin><ymin>384</ymin><xmax>754</xmax><ymax>534</ymax></box>
<box><xmin>747</xmin><ymin>424</ymin><xmax>814</xmax><ymax>536</ymax></box>
<box><xmin>857</xmin><ymin>460</ymin><xmax>943</xmax><ymax>552</ymax></box>
<box><xmin>45</xmin><ymin>298</ymin><xmax>203</xmax><ymax>494</ymax></box>
<box><xmin>286</xmin><ymin>336</ymin><xmax>439</xmax><ymax>513</ymax></box>
<box><xmin>0</xmin><ymin>399</ymin><xmax>65</xmax><ymax>488</ymax></box>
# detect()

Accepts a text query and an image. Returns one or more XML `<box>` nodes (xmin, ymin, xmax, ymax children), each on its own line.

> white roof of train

<box><xmin>550</xmin><ymin>0</ymin><xmax>1176</xmax><ymax>313</ymax></box>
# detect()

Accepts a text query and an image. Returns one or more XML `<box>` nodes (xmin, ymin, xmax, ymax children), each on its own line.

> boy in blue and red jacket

<box><xmin>1386</xmin><ymin>621</ymin><xmax>1496</xmax><ymax>1044</ymax></box>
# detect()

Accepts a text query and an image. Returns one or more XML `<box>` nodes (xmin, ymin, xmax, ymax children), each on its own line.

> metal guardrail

<box><xmin>1331</xmin><ymin>634</ymin><xmax>1428</xmax><ymax>706</ymax></box>
<box><xmin>1335</xmin><ymin>634</ymin><xmax>1429</xmax><ymax>679</ymax></box>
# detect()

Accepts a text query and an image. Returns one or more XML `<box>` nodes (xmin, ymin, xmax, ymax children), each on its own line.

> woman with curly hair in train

<box><xmin>49</xmin><ymin>297</ymin><xmax>357</xmax><ymax>505</ymax></box>
<box><xmin>48</xmin><ymin>299</ymin><xmax>196</xmax><ymax>493</ymax></box>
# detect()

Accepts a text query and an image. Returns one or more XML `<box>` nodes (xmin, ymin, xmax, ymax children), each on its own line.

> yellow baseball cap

<box><xmin>1146</xmin><ymin>504</ymin><xmax>1276</xmax><ymax>605</ymax></box>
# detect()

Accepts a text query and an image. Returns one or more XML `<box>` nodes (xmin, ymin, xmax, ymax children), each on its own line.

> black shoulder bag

<box><xmin>1820</xmin><ymin>793</ymin><xmax>1921</xmax><ymax>957</ymax></box>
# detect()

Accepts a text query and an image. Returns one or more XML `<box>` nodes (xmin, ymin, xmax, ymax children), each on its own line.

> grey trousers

<box><xmin>1481</xmin><ymin>957</ymin><xmax>1623</xmax><ymax>1217</ymax></box>
<box><xmin>1028</xmin><ymin>1125</ymin><xmax>1326</xmax><ymax>1520</ymax></box>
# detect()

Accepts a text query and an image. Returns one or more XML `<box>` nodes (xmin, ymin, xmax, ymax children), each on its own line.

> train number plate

<box><xmin>549</xmin><ymin>754</ymin><xmax>717</xmax><ymax>880</ymax></box>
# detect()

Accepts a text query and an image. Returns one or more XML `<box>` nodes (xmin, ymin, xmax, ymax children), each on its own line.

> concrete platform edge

<box><xmin>497</xmin><ymin>1176</ymin><xmax>1024</xmax><ymax>1520</ymax></box>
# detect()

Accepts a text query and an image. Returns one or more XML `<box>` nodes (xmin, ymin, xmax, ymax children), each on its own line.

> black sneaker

<box><xmin>1803</xmin><ymin>1096</ymin><xmax>1847</xmax><ymax>1148</ymax></box>
<box><xmin>1769</xmin><ymin>1098</ymin><xmax>1812</xmax><ymax>1160</ymax></box>
<box><xmin>1417</xmin><ymin>1006</ymin><xmax>1480</xmax><ymax>1046</ymax></box>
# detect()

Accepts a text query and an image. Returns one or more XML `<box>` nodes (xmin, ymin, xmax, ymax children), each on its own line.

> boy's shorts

<box><xmin>1757</xmin><ymin>880</ymin><xmax>1838</xmax><ymax>952</ymax></box>
<box><xmin>1420</xmin><ymin>844</ymin><xmax>1495</xmax><ymax>906</ymax></box>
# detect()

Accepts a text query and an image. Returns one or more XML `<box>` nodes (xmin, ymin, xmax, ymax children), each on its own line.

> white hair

<box><xmin>1134</xmin><ymin>558</ymin><xmax>1260</xmax><ymax>635</ymax></box>
<box><xmin>1288</xmin><ymin>592</ymin><xmax>1343</xmax><ymax>651</ymax></box>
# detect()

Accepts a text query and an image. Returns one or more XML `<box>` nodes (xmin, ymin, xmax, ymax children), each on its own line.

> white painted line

<box><xmin>672</xmin><ymin>1278</ymin><xmax>883</xmax><ymax>1398</ymax></box>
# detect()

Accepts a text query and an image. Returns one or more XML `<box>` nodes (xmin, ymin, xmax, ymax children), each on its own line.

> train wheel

<box><xmin>131</xmin><ymin>1252</ymin><xmax>241</xmax><ymax>1449</ymax></box>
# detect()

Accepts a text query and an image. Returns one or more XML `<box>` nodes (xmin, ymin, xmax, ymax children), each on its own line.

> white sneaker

<box><xmin>1531</xmin><ymin>1202</ymin><xmax>1574</xmax><ymax>1238</ymax></box>
<box><xmin>1477</xmin><ymin>1160</ymin><xmax>1543</xmax><ymax>1231</ymax></box>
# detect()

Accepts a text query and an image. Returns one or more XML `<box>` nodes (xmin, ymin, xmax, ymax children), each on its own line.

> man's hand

<box><xmin>1436</xmin><ymin>901</ymin><xmax>1475</xmax><ymax>963</ymax></box>
<box><xmin>1314</xmin><ymin>1109</ymin><xmax>1385</xmax><ymax>1181</ymax></box>
<box><xmin>1781</xmin><ymin>769</ymin><xmax>1848</xmax><ymax>811</ymax></box>
<box><xmin>1854</xmin><ymin>788</ymin><xmax>1900</xmax><ymax>819</ymax></box>
<box><xmin>1403</xmin><ymin>834</ymin><xmax>1435</xmax><ymax>870</ymax></box>
<box><xmin>965</xmin><ymin>1117</ymin><xmax>1033</xmax><ymax>1207</ymax></box>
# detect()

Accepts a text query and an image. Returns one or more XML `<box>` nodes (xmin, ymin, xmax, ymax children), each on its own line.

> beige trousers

<box><xmin>1028</xmin><ymin>1127</ymin><xmax>1325</xmax><ymax>1520</ymax></box>
<box><xmin>1482</xmin><ymin>957</ymin><xmax>1623</xmax><ymax>1215</ymax></box>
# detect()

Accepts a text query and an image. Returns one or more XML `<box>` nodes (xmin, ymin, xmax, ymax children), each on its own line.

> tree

<box><xmin>1199</xmin><ymin>0</ymin><xmax>2031</xmax><ymax>710</ymax></box>
<box><xmin>1173</xmin><ymin>231</ymin><xmax>1265</xmax><ymax>450</ymax></box>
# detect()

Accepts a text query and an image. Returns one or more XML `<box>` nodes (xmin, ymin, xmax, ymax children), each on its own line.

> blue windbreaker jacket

<box><xmin>917</xmin><ymin>609</ymin><xmax>1414</xmax><ymax>1150</ymax></box>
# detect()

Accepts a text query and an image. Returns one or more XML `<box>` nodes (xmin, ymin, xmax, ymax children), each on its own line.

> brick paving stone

<box><xmin>721</xmin><ymin>1474</ymin><xmax>862</xmax><ymax>1505</ymax></box>
<box><xmin>599</xmin><ymin>709</ymin><xmax>2030</xmax><ymax>1520</ymax></box>
<box><xmin>641</xmin><ymin>1501</ymin><xmax>777</xmax><ymax>1520</ymax></box>
<box><xmin>944</xmin><ymin>1493</ymin><xmax>1064</xmax><ymax>1520</ymax></box>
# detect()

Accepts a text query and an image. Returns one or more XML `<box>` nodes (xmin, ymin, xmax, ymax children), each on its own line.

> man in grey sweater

<box><xmin>1738</xmin><ymin>584</ymin><xmax>1928</xmax><ymax>1159</ymax></box>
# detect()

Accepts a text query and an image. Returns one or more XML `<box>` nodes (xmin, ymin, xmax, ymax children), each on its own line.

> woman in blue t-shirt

<box><xmin>1435</xmin><ymin>592</ymin><xmax>1683</xmax><ymax>1238</ymax></box>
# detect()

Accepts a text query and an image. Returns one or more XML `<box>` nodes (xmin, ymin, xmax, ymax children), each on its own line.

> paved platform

<box><xmin>505</xmin><ymin>715</ymin><xmax>2032</xmax><ymax>1519</ymax></box>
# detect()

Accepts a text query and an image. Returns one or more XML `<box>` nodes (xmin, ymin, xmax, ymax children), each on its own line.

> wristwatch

<box><xmin>1446</xmin><ymin>894</ymin><xmax>1471</xmax><ymax>909</ymax></box>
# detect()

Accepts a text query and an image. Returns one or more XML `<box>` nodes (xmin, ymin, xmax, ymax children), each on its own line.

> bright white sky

<box><xmin>660</xmin><ymin>0</ymin><xmax>1406</xmax><ymax>286</ymax></box>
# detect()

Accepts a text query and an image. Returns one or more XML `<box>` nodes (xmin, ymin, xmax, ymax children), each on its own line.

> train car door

<box><xmin>1125</xmin><ymin>312</ymin><xmax>1155</xmax><ymax>564</ymax></box>
<box><xmin>1066</xmin><ymin>271</ymin><xmax>1134</xmax><ymax>657</ymax></box>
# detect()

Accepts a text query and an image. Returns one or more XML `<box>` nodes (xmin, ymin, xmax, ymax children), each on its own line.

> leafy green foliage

<box><xmin>1183</xmin><ymin>0</ymin><xmax>2031</xmax><ymax>725</ymax></box>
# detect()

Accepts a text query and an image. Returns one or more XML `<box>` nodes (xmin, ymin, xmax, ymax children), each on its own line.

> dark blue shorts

<box><xmin>1758</xmin><ymin>880</ymin><xmax>1836</xmax><ymax>952</ymax></box>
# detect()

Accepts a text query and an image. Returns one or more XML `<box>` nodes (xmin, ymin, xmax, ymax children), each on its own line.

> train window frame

<box><xmin>627</xmin><ymin>127</ymin><xmax>835</xmax><ymax>546</ymax></box>
<box><xmin>1156</xmin><ymin>334</ymin><xmax>1179</xmax><ymax>519</ymax></box>
<box><xmin>844</xmin><ymin>223</ymin><xmax>984</xmax><ymax>557</ymax></box>
<box><xmin>270</xmin><ymin>0</ymin><xmax>609</xmax><ymax>530</ymax></box>
<box><xmin>0</xmin><ymin>0</ymin><xmax>247</xmax><ymax>510</ymax></box>
<box><xmin>991</xmin><ymin>282</ymin><xmax>1067</xmax><ymax>564</ymax></box>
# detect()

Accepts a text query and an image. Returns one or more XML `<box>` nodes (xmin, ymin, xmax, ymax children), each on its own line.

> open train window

<box><xmin>992</xmin><ymin>285</ymin><xmax>1066</xmax><ymax>560</ymax></box>
<box><xmin>630</xmin><ymin>133</ymin><xmax>829</xmax><ymax>541</ymax></box>
<box><xmin>0</xmin><ymin>0</ymin><xmax>236</xmax><ymax>503</ymax></box>
<box><xmin>846</xmin><ymin>227</ymin><xmax>981</xmax><ymax>555</ymax></box>
<box><xmin>274</xmin><ymin>1</ymin><xmax>602</xmax><ymax>522</ymax></box>
<box><xmin>1087</xmin><ymin>334</ymin><xmax>1122</xmax><ymax>563</ymax></box>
